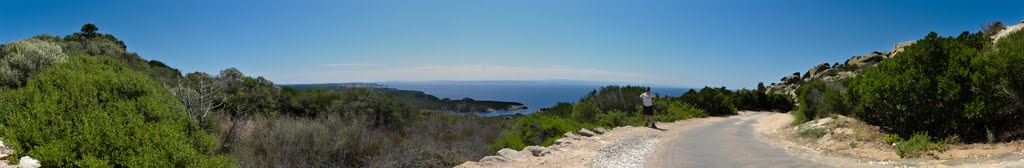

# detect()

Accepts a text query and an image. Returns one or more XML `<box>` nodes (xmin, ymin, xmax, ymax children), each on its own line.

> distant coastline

<box><xmin>281</xmin><ymin>83</ymin><xmax>529</xmax><ymax>114</ymax></box>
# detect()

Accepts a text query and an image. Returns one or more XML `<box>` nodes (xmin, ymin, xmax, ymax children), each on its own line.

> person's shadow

<box><xmin>651</xmin><ymin>127</ymin><xmax>668</xmax><ymax>131</ymax></box>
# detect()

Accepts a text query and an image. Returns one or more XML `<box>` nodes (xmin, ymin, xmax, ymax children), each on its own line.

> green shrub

<box><xmin>571</xmin><ymin>101</ymin><xmax>601</xmax><ymax>122</ymax></box>
<box><xmin>491</xmin><ymin>114</ymin><xmax>596</xmax><ymax>152</ymax></box>
<box><xmin>654</xmin><ymin>100</ymin><xmax>708</xmax><ymax>122</ymax></box>
<box><xmin>595</xmin><ymin>110</ymin><xmax>643</xmax><ymax>128</ymax></box>
<box><xmin>798</xmin><ymin>128</ymin><xmax>827</xmax><ymax>139</ymax></box>
<box><xmin>0</xmin><ymin>56</ymin><xmax>235</xmax><ymax>167</ymax></box>
<box><xmin>884</xmin><ymin>134</ymin><xmax>904</xmax><ymax>144</ymax></box>
<box><xmin>766</xmin><ymin>93</ymin><xmax>795</xmax><ymax>112</ymax></box>
<box><xmin>681</xmin><ymin>87</ymin><xmax>737</xmax><ymax>116</ymax></box>
<box><xmin>793</xmin><ymin>80</ymin><xmax>852</xmax><ymax>125</ymax></box>
<box><xmin>489</xmin><ymin>130</ymin><xmax>527</xmax><ymax>154</ymax></box>
<box><xmin>895</xmin><ymin>132</ymin><xmax>948</xmax><ymax>158</ymax></box>
<box><xmin>581</xmin><ymin>85</ymin><xmax>646</xmax><ymax>112</ymax></box>
<box><xmin>850</xmin><ymin>31</ymin><xmax>1003</xmax><ymax>141</ymax></box>
<box><xmin>536</xmin><ymin>102</ymin><xmax>574</xmax><ymax>118</ymax></box>
<box><xmin>732</xmin><ymin>89</ymin><xmax>794</xmax><ymax>112</ymax></box>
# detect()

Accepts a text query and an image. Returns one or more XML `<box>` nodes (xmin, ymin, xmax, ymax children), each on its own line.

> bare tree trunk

<box><xmin>218</xmin><ymin>110</ymin><xmax>240</xmax><ymax>153</ymax></box>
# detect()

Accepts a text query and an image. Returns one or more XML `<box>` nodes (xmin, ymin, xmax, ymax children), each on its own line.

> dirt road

<box><xmin>647</xmin><ymin>112</ymin><xmax>823</xmax><ymax>168</ymax></box>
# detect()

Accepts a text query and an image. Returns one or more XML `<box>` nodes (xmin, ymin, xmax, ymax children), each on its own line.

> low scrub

<box><xmin>232</xmin><ymin>110</ymin><xmax>506</xmax><ymax>167</ymax></box>
<box><xmin>792</xmin><ymin>80</ymin><xmax>852</xmax><ymax>125</ymax></box>
<box><xmin>798</xmin><ymin>128</ymin><xmax>827</xmax><ymax>139</ymax></box>
<box><xmin>895</xmin><ymin>132</ymin><xmax>949</xmax><ymax>158</ymax></box>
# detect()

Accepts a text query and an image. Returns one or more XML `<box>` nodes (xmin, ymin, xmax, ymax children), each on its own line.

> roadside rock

<box><xmin>594</xmin><ymin>127</ymin><xmax>608</xmax><ymax>135</ymax></box>
<box><xmin>13</xmin><ymin>156</ymin><xmax>40</xmax><ymax>168</ymax></box>
<box><xmin>579</xmin><ymin>128</ymin><xmax>596</xmax><ymax>137</ymax></box>
<box><xmin>479</xmin><ymin>156</ymin><xmax>512</xmax><ymax>163</ymax></box>
<box><xmin>524</xmin><ymin>146</ymin><xmax>551</xmax><ymax>157</ymax></box>
<box><xmin>554</xmin><ymin>137</ymin><xmax>573</xmax><ymax>145</ymax></box>
<box><xmin>564</xmin><ymin>132</ymin><xmax>581</xmax><ymax>140</ymax></box>
<box><xmin>498</xmin><ymin>148</ymin><xmax>527</xmax><ymax>161</ymax></box>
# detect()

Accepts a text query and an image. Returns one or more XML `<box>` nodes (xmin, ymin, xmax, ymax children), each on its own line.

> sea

<box><xmin>381</xmin><ymin>80</ymin><xmax>690</xmax><ymax>117</ymax></box>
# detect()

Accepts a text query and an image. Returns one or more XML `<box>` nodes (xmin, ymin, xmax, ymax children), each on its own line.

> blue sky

<box><xmin>2</xmin><ymin>0</ymin><xmax>1022</xmax><ymax>89</ymax></box>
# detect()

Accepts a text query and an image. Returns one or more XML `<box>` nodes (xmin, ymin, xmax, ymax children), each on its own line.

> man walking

<box><xmin>640</xmin><ymin>87</ymin><xmax>658</xmax><ymax>128</ymax></box>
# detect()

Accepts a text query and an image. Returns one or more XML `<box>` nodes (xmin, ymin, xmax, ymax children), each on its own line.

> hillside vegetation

<box><xmin>0</xmin><ymin>24</ymin><xmax>514</xmax><ymax>167</ymax></box>
<box><xmin>785</xmin><ymin>21</ymin><xmax>1024</xmax><ymax>157</ymax></box>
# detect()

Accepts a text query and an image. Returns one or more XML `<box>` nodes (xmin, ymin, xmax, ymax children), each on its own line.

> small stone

<box><xmin>554</xmin><ymin>138</ymin><xmax>573</xmax><ymax>145</ymax></box>
<box><xmin>578</xmin><ymin>128</ymin><xmax>596</xmax><ymax>137</ymax></box>
<box><xmin>594</xmin><ymin>127</ymin><xmax>608</xmax><ymax>135</ymax></box>
<box><xmin>479</xmin><ymin>156</ymin><xmax>511</xmax><ymax>163</ymax></box>
<box><xmin>524</xmin><ymin>146</ymin><xmax>551</xmax><ymax>157</ymax></box>
<box><xmin>497</xmin><ymin>148</ymin><xmax>527</xmax><ymax>161</ymax></box>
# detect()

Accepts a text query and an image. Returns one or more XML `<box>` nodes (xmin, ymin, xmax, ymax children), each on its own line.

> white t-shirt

<box><xmin>640</xmin><ymin>92</ymin><xmax>656</xmax><ymax>107</ymax></box>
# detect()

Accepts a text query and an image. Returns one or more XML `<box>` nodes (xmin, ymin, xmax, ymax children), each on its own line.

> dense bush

<box><xmin>849</xmin><ymin>31</ymin><xmax>999</xmax><ymax>141</ymax></box>
<box><xmin>971</xmin><ymin>28</ymin><xmax>1024</xmax><ymax>141</ymax></box>
<box><xmin>793</xmin><ymin>80</ymin><xmax>852</xmax><ymax>125</ymax></box>
<box><xmin>277</xmin><ymin>88</ymin><xmax>415</xmax><ymax>128</ymax></box>
<box><xmin>0</xmin><ymin>56</ymin><xmax>234</xmax><ymax>167</ymax></box>
<box><xmin>895</xmin><ymin>132</ymin><xmax>948</xmax><ymax>158</ymax></box>
<box><xmin>230</xmin><ymin>114</ymin><xmax>369</xmax><ymax>167</ymax></box>
<box><xmin>680</xmin><ymin>87</ymin><xmax>737</xmax><ymax>116</ymax></box>
<box><xmin>654</xmin><ymin>99</ymin><xmax>709</xmax><ymax>121</ymax></box>
<box><xmin>581</xmin><ymin>85</ymin><xmax>647</xmax><ymax>112</ymax></box>
<box><xmin>732</xmin><ymin>89</ymin><xmax>794</xmax><ymax>112</ymax></box>
<box><xmin>0</xmin><ymin>38</ymin><xmax>68</xmax><ymax>88</ymax></box>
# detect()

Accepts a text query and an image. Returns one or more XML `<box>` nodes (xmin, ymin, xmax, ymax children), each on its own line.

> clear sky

<box><xmin>2</xmin><ymin>0</ymin><xmax>1022</xmax><ymax>89</ymax></box>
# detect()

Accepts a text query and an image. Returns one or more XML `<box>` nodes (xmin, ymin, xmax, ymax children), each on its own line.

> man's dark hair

<box><xmin>646</xmin><ymin>87</ymin><xmax>651</xmax><ymax>90</ymax></box>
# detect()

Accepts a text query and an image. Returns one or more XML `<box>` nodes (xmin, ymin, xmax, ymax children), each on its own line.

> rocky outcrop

<box><xmin>887</xmin><ymin>40</ymin><xmax>917</xmax><ymax>59</ymax></box>
<box><xmin>846</xmin><ymin>51</ymin><xmax>887</xmax><ymax>67</ymax></box>
<box><xmin>804</xmin><ymin>63</ymin><xmax>831</xmax><ymax>80</ymax></box>
<box><xmin>992</xmin><ymin>20</ymin><xmax>1024</xmax><ymax>43</ymax></box>
<box><xmin>781</xmin><ymin>72</ymin><xmax>801</xmax><ymax>85</ymax></box>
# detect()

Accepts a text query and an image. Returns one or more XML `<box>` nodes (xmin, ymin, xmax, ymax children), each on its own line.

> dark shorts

<box><xmin>642</xmin><ymin>105</ymin><xmax>654</xmax><ymax>116</ymax></box>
